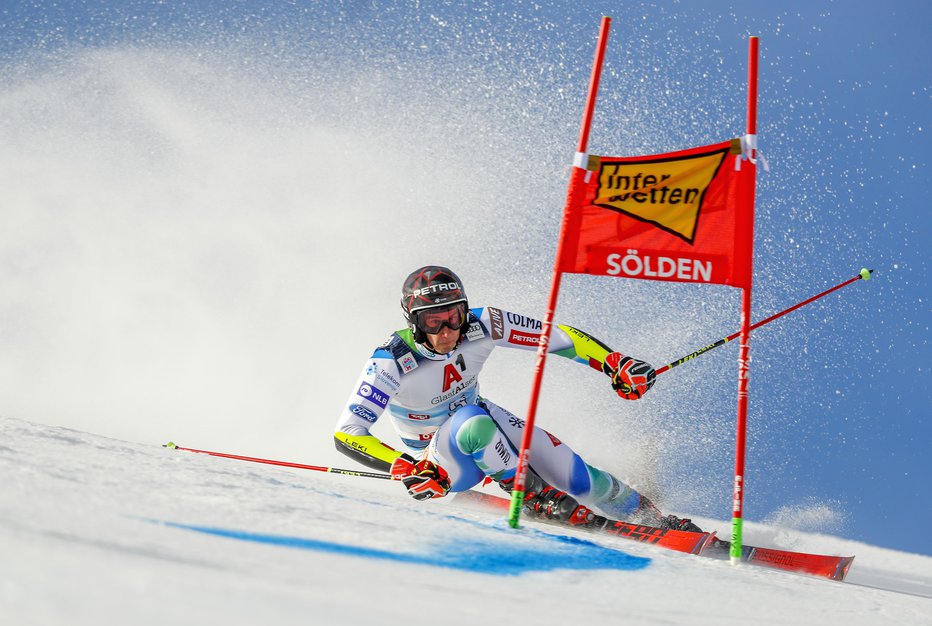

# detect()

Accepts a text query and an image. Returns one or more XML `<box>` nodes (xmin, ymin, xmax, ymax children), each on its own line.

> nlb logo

<box><xmin>357</xmin><ymin>382</ymin><xmax>389</xmax><ymax>408</ymax></box>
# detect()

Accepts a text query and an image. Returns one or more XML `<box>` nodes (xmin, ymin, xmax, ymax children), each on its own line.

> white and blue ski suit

<box><xmin>333</xmin><ymin>306</ymin><xmax>647</xmax><ymax>518</ymax></box>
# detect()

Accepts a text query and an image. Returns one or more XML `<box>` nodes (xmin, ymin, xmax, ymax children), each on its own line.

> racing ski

<box><xmin>455</xmin><ymin>490</ymin><xmax>855</xmax><ymax>581</ymax></box>
<box><xmin>700</xmin><ymin>537</ymin><xmax>855</xmax><ymax>581</ymax></box>
<box><xmin>458</xmin><ymin>489</ymin><xmax>710</xmax><ymax>554</ymax></box>
<box><xmin>596</xmin><ymin>518</ymin><xmax>712</xmax><ymax>555</ymax></box>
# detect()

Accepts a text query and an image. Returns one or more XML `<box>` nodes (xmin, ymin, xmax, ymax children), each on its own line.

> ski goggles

<box><xmin>415</xmin><ymin>302</ymin><xmax>468</xmax><ymax>334</ymax></box>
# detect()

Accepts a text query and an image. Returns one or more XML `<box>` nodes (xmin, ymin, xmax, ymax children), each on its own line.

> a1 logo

<box><xmin>442</xmin><ymin>363</ymin><xmax>462</xmax><ymax>392</ymax></box>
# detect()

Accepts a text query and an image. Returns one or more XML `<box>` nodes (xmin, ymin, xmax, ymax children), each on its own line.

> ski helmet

<box><xmin>401</xmin><ymin>265</ymin><xmax>469</xmax><ymax>343</ymax></box>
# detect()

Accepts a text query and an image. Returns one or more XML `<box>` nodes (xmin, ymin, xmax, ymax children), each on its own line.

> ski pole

<box><xmin>163</xmin><ymin>442</ymin><xmax>397</xmax><ymax>481</ymax></box>
<box><xmin>656</xmin><ymin>268</ymin><xmax>873</xmax><ymax>376</ymax></box>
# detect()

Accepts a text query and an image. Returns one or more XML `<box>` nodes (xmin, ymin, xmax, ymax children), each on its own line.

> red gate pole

<box><xmin>731</xmin><ymin>35</ymin><xmax>759</xmax><ymax>562</ymax></box>
<box><xmin>508</xmin><ymin>16</ymin><xmax>612</xmax><ymax>527</ymax></box>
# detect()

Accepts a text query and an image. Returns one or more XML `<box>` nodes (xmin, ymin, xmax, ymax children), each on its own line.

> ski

<box><xmin>596</xmin><ymin>518</ymin><xmax>713</xmax><ymax>555</ymax></box>
<box><xmin>456</xmin><ymin>490</ymin><xmax>711</xmax><ymax>554</ymax></box>
<box><xmin>454</xmin><ymin>490</ymin><xmax>855</xmax><ymax>581</ymax></box>
<box><xmin>699</xmin><ymin>536</ymin><xmax>855</xmax><ymax>581</ymax></box>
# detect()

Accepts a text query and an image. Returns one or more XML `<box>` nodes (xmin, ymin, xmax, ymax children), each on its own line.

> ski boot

<box><xmin>634</xmin><ymin>495</ymin><xmax>703</xmax><ymax>533</ymax></box>
<box><xmin>498</xmin><ymin>471</ymin><xmax>608</xmax><ymax>529</ymax></box>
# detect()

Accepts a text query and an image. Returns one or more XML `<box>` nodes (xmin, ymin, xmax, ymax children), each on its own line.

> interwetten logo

<box><xmin>593</xmin><ymin>148</ymin><xmax>728</xmax><ymax>244</ymax></box>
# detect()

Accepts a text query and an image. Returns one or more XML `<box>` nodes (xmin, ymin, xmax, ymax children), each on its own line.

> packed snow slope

<box><xmin>2</xmin><ymin>418</ymin><xmax>930</xmax><ymax>626</ymax></box>
<box><xmin>1</xmin><ymin>0</ymin><xmax>929</xmax><ymax>559</ymax></box>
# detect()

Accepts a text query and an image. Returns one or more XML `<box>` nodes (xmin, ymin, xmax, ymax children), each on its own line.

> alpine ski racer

<box><xmin>333</xmin><ymin>265</ymin><xmax>700</xmax><ymax>531</ymax></box>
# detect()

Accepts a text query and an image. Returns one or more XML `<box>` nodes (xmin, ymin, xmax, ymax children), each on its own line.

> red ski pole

<box><xmin>656</xmin><ymin>268</ymin><xmax>873</xmax><ymax>376</ymax></box>
<box><xmin>164</xmin><ymin>442</ymin><xmax>397</xmax><ymax>481</ymax></box>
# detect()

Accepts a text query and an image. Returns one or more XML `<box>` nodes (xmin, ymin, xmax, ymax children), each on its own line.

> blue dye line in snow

<box><xmin>156</xmin><ymin>520</ymin><xmax>650</xmax><ymax>576</ymax></box>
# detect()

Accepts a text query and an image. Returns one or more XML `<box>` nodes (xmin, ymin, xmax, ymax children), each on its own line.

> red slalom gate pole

<box><xmin>508</xmin><ymin>15</ymin><xmax>612</xmax><ymax>528</ymax></box>
<box><xmin>731</xmin><ymin>35</ymin><xmax>760</xmax><ymax>564</ymax></box>
<box><xmin>164</xmin><ymin>442</ymin><xmax>397</xmax><ymax>481</ymax></box>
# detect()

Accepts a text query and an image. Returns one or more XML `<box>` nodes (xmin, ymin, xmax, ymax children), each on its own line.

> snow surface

<box><xmin>3</xmin><ymin>417</ymin><xmax>930</xmax><ymax>626</ymax></box>
<box><xmin>1</xmin><ymin>3</ymin><xmax>929</xmax><ymax>559</ymax></box>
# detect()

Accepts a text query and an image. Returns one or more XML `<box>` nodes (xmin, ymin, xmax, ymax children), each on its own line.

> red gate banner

<box><xmin>560</xmin><ymin>139</ymin><xmax>754</xmax><ymax>289</ymax></box>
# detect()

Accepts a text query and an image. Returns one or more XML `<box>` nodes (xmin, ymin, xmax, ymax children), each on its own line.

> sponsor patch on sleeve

<box><xmin>465</xmin><ymin>322</ymin><xmax>485</xmax><ymax>342</ymax></box>
<box><xmin>397</xmin><ymin>352</ymin><xmax>418</xmax><ymax>373</ymax></box>
<box><xmin>508</xmin><ymin>329</ymin><xmax>541</xmax><ymax>346</ymax></box>
<box><xmin>374</xmin><ymin>368</ymin><xmax>401</xmax><ymax>391</ymax></box>
<box><xmin>349</xmin><ymin>403</ymin><xmax>378</xmax><ymax>422</ymax></box>
<box><xmin>357</xmin><ymin>382</ymin><xmax>389</xmax><ymax>408</ymax></box>
<box><xmin>488</xmin><ymin>307</ymin><xmax>505</xmax><ymax>340</ymax></box>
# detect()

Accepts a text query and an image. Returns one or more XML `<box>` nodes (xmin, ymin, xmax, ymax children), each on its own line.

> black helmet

<box><xmin>401</xmin><ymin>265</ymin><xmax>469</xmax><ymax>343</ymax></box>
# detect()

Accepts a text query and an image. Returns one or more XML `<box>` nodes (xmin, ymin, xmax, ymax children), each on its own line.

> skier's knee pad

<box><xmin>428</xmin><ymin>405</ymin><xmax>492</xmax><ymax>493</ymax></box>
<box><xmin>447</xmin><ymin>404</ymin><xmax>520</xmax><ymax>483</ymax></box>
<box><xmin>450</xmin><ymin>405</ymin><xmax>498</xmax><ymax>456</ymax></box>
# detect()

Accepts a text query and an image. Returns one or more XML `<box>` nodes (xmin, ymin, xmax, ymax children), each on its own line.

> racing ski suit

<box><xmin>333</xmin><ymin>306</ymin><xmax>650</xmax><ymax>518</ymax></box>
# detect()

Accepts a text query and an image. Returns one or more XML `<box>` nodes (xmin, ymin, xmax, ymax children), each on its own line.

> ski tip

<box><xmin>833</xmin><ymin>555</ymin><xmax>856</xmax><ymax>582</ymax></box>
<box><xmin>696</xmin><ymin>531</ymin><xmax>718</xmax><ymax>555</ymax></box>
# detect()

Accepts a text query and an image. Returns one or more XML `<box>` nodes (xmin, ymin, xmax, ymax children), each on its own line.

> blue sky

<box><xmin>1</xmin><ymin>1</ymin><xmax>929</xmax><ymax>555</ymax></box>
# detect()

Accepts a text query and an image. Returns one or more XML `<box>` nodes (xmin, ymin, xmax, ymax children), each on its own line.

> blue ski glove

<box><xmin>602</xmin><ymin>352</ymin><xmax>656</xmax><ymax>400</ymax></box>
<box><xmin>390</xmin><ymin>454</ymin><xmax>451</xmax><ymax>500</ymax></box>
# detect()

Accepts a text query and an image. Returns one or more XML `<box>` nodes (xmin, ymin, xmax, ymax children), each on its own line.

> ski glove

<box><xmin>602</xmin><ymin>352</ymin><xmax>656</xmax><ymax>400</ymax></box>
<box><xmin>390</xmin><ymin>454</ymin><xmax>451</xmax><ymax>501</ymax></box>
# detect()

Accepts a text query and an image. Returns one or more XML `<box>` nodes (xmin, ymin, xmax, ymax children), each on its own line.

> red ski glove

<box><xmin>390</xmin><ymin>454</ymin><xmax>451</xmax><ymax>501</ymax></box>
<box><xmin>602</xmin><ymin>352</ymin><xmax>656</xmax><ymax>400</ymax></box>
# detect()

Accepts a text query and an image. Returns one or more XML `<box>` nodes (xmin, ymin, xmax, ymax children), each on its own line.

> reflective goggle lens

<box><xmin>416</xmin><ymin>303</ymin><xmax>467</xmax><ymax>334</ymax></box>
